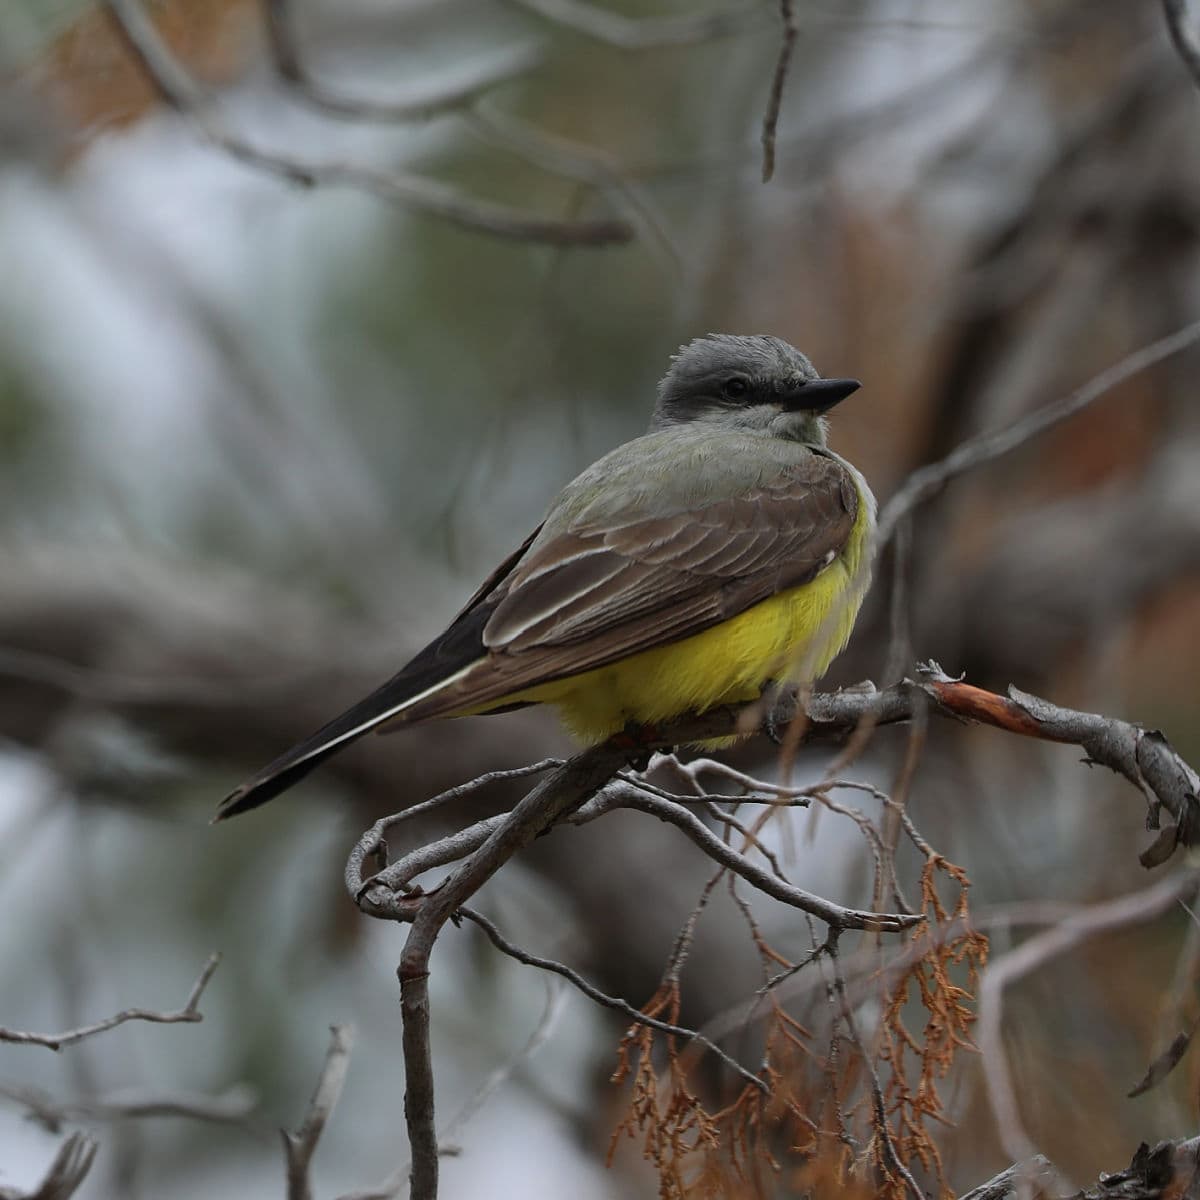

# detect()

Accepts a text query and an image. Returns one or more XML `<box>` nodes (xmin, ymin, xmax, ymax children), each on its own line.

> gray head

<box><xmin>652</xmin><ymin>334</ymin><xmax>860</xmax><ymax>444</ymax></box>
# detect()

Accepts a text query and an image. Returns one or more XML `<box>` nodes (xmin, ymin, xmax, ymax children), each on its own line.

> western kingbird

<box><xmin>217</xmin><ymin>334</ymin><xmax>874</xmax><ymax>820</ymax></box>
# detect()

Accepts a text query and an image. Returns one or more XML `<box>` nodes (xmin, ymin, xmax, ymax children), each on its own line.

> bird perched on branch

<box><xmin>217</xmin><ymin>334</ymin><xmax>874</xmax><ymax>820</ymax></box>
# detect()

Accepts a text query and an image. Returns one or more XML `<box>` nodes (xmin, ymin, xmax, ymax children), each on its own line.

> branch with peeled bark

<box><xmin>961</xmin><ymin>1136</ymin><xmax>1200</xmax><ymax>1200</ymax></box>
<box><xmin>346</xmin><ymin>663</ymin><xmax>1199</xmax><ymax>1200</ymax></box>
<box><xmin>349</xmin><ymin>662</ymin><xmax>1200</xmax><ymax>922</ymax></box>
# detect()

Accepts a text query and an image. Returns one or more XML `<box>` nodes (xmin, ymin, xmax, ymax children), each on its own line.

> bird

<box><xmin>216</xmin><ymin>334</ymin><xmax>875</xmax><ymax>820</ymax></box>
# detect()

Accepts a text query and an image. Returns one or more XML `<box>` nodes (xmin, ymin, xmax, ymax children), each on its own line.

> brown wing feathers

<box><xmin>396</xmin><ymin>455</ymin><xmax>857</xmax><ymax>716</ymax></box>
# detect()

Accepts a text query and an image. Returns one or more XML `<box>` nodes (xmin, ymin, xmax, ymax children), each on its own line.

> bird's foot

<box><xmin>761</xmin><ymin>683</ymin><xmax>799</xmax><ymax>745</ymax></box>
<box><xmin>610</xmin><ymin>720</ymin><xmax>667</xmax><ymax>772</ymax></box>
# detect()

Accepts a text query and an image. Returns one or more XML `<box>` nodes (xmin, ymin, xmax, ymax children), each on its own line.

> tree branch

<box><xmin>0</xmin><ymin>953</ymin><xmax>220</xmax><ymax>1051</ymax></box>
<box><xmin>977</xmin><ymin>872</ymin><xmax>1200</xmax><ymax>1166</ymax></box>
<box><xmin>458</xmin><ymin>906</ymin><xmax>767</xmax><ymax>1091</ymax></box>
<box><xmin>100</xmin><ymin>0</ymin><xmax>632</xmax><ymax>246</ymax></box>
<box><xmin>876</xmin><ymin>317</ymin><xmax>1200</xmax><ymax>547</ymax></box>
<box><xmin>1162</xmin><ymin>0</ymin><xmax>1200</xmax><ymax>94</ymax></box>
<box><xmin>263</xmin><ymin>0</ymin><xmax>542</xmax><ymax>122</ymax></box>
<box><xmin>497</xmin><ymin>0</ymin><xmax>760</xmax><ymax>48</ymax></box>
<box><xmin>341</xmin><ymin>661</ymin><xmax>1200</xmax><ymax>1198</ymax></box>
<box><xmin>0</xmin><ymin>1080</ymin><xmax>258</xmax><ymax>1133</ymax></box>
<box><xmin>760</xmin><ymin>0</ymin><xmax>797</xmax><ymax>182</ymax></box>
<box><xmin>0</xmin><ymin>1132</ymin><xmax>98</xmax><ymax>1200</ymax></box>
<box><xmin>283</xmin><ymin>1024</ymin><xmax>356</xmax><ymax>1200</ymax></box>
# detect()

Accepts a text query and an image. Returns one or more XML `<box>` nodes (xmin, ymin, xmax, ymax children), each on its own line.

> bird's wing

<box><xmin>395</xmin><ymin>448</ymin><xmax>858</xmax><ymax>718</ymax></box>
<box><xmin>217</xmin><ymin>451</ymin><xmax>856</xmax><ymax>819</ymax></box>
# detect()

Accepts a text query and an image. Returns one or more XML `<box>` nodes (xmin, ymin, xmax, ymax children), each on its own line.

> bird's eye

<box><xmin>721</xmin><ymin>377</ymin><xmax>750</xmax><ymax>400</ymax></box>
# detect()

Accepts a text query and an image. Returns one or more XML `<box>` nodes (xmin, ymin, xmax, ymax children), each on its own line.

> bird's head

<box><xmin>652</xmin><ymin>334</ymin><xmax>860</xmax><ymax>444</ymax></box>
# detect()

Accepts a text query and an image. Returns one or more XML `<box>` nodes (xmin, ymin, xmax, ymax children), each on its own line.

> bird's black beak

<box><xmin>781</xmin><ymin>377</ymin><xmax>861</xmax><ymax>414</ymax></box>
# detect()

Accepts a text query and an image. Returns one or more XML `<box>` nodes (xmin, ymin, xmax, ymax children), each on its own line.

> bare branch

<box><xmin>343</xmin><ymin>760</ymin><xmax>563</xmax><ymax>896</ymax></box>
<box><xmin>826</xmin><ymin>939</ymin><xmax>924</xmax><ymax>1200</ymax></box>
<box><xmin>497</xmin><ymin>0</ymin><xmax>760</xmax><ymax>48</ymax></box>
<box><xmin>0</xmin><ymin>1080</ymin><xmax>258</xmax><ymax>1133</ymax></box>
<box><xmin>264</xmin><ymin>0</ymin><xmax>541</xmax><ymax>121</ymax></box>
<box><xmin>760</xmin><ymin>0</ymin><xmax>797</xmax><ymax>182</ymax></box>
<box><xmin>958</xmin><ymin>1157</ymin><xmax>1056</xmax><ymax>1200</ymax></box>
<box><xmin>462</xmin><ymin>106</ymin><xmax>683</xmax><ymax>269</ymax></box>
<box><xmin>337</xmin><ymin>983</ymin><xmax>565</xmax><ymax>1200</ymax></box>
<box><xmin>962</xmin><ymin>1137</ymin><xmax>1200</xmax><ymax>1199</ymax></box>
<box><xmin>918</xmin><ymin>673</ymin><xmax>1200</xmax><ymax>866</ymax></box>
<box><xmin>0</xmin><ymin>953</ymin><xmax>220</xmax><ymax>1051</ymax></box>
<box><xmin>388</xmin><ymin>744</ymin><xmax>656</xmax><ymax>1200</ymax></box>
<box><xmin>458</xmin><ymin>906</ymin><xmax>766</xmax><ymax>1091</ymax></box>
<box><xmin>876</xmin><ymin>317</ymin><xmax>1200</xmax><ymax>547</ymax></box>
<box><xmin>590</xmin><ymin>782</ymin><xmax>913</xmax><ymax>931</ymax></box>
<box><xmin>100</xmin><ymin>0</ymin><xmax>632</xmax><ymax>247</ymax></box>
<box><xmin>977</xmin><ymin>872</ymin><xmax>1200</xmax><ymax>1165</ymax></box>
<box><xmin>0</xmin><ymin>1132</ymin><xmax>98</xmax><ymax>1200</ymax></box>
<box><xmin>342</xmin><ymin>662</ymin><xmax>1200</xmax><ymax>1198</ymax></box>
<box><xmin>284</xmin><ymin>1024</ymin><xmax>356</xmax><ymax>1200</ymax></box>
<box><xmin>1162</xmin><ymin>0</ymin><xmax>1200</xmax><ymax>93</ymax></box>
<box><xmin>351</xmin><ymin>662</ymin><xmax>1200</xmax><ymax>919</ymax></box>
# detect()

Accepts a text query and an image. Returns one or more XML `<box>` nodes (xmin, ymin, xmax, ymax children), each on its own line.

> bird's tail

<box><xmin>213</xmin><ymin>677</ymin><xmax>418</xmax><ymax>821</ymax></box>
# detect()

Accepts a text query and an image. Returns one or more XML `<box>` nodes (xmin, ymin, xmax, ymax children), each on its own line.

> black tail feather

<box><xmin>214</xmin><ymin>736</ymin><xmax>358</xmax><ymax>821</ymax></box>
<box><xmin>212</xmin><ymin>667</ymin><xmax>427</xmax><ymax>821</ymax></box>
<box><xmin>214</xmin><ymin>601</ymin><xmax>499</xmax><ymax>821</ymax></box>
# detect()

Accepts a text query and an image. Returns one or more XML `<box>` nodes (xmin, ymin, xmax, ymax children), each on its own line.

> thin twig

<box><xmin>462</xmin><ymin>106</ymin><xmax>683</xmax><ymax>270</ymax></box>
<box><xmin>760</xmin><ymin>0</ymin><xmax>797</xmax><ymax>182</ymax></box>
<box><xmin>335</xmin><ymin>982</ymin><xmax>567</xmax><ymax>1200</ymax></box>
<box><xmin>1162</xmin><ymin>0</ymin><xmax>1200</xmax><ymax>93</ymax></box>
<box><xmin>264</xmin><ymin>0</ymin><xmax>541</xmax><ymax>121</ymax></box>
<box><xmin>344</xmin><ymin>759</ymin><xmax>563</xmax><ymax>898</ymax></box>
<box><xmin>283</xmin><ymin>1024</ymin><xmax>356</xmax><ymax>1200</ymax></box>
<box><xmin>825</xmin><ymin>938</ymin><xmax>924</xmax><ymax>1200</ymax></box>
<box><xmin>590</xmin><ymin>783</ymin><xmax>917</xmax><ymax>932</ymax></box>
<box><xmin>0</xmin><ymin>953</ymin><xmax>220</xmax><ymax>1051</ymax></box>
<box><xmin>976</xmin><ymin>871</ymin><xmax>1200</xmax><ymax>1164</ymax></box>
<box><xmin>2</xmin><ymin>1131</ymin><xmax>99</xmax><ymax>1200</ymax></box>
<box><xmin>101</xmin><ymin>0</ymin><xmax>632</xmax><ymax>247</ymax></box>
<box><xmin>498</xmin><ymin>0</ymin><xmax>759</xmax><ymax>48</ymax></box>
<box><xmin>457</xmin><ymin>906</ymin><xmax>765</xmax><ymax>1092</ymax></box>
<box><xmin>0</xmin><ymin>1080</ymin><xmax>259</xmax><ymax>1134</ymax></box>
<box><xmin>876</xmin><ymin>317</ymin><xmax>1200</xmax><ymax>547</ymax></box>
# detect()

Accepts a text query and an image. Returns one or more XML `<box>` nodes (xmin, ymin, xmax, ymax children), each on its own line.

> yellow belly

<box><xmin>497</xmin><ymin>555</ymin><xmax>867</xmax><ymax>744</ymax></box>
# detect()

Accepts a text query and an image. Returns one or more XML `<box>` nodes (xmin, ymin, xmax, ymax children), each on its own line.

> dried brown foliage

<box><xmin>608</xmin><ymin>851</ymin><xmax>987</xmax><ymax>1199</ymax></box>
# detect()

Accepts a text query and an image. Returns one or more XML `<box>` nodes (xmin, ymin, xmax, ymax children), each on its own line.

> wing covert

<box><xmin>484</xmin><ymin>450</ymin><xmax>857</xmax><ymax>657</ymax></box>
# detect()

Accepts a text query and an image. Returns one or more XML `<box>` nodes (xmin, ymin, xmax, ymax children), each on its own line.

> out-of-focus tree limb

<box><xmin>876</xmin><ymin>316</ymin><xmax>1200</xmax><ymax>548</ymax></box>
<box><xmin>976</xmin><ymin>872</ymin><xmax>1200</xmax><ymax>1167</ymax></box>
<box><xmin>0</xmin><ymin>547</ymin><xmax>562</xmax><ymax>818</ymax></box>
<box><xmin>496</xmin><ymin>0</ymin><xmax>760</xmax><ymax>48</ymax></box>
<box><xmin>1163</xmin><ymin>0</ymin><xmax>1200</xmax><ymax>94</ymax></box>
<box><xmin>0</xmin><ymin>1079</ymin><xmax>258</xmax><ymax>1133</ymax></box>
<box><xmin>99</xmin><ymin>0</ymin><xmax>633</xmax><ymax>246</ymax></box>
<box><xmin>921</xmin><ymin>435</ymin><xmax>1200</xmax><ymax>686</ymax></box>
<box><xmin>283</xmin><ymin>1024</ymin><xmax>355</xmax><ymax>1200</ymax></box>
<box><xmin>263</xmin><ymin>0</ymin><xmax>542</xmax><ymax>122</ymax></box>
<box><xmin>0</xmin><ymin>1132</ymin><xmax>98</xmax><ymax>1200</ymax></box>
<box><xmin>960</xmin><ymin>1133</ymin><xmax>1200</xmax><ymax>1199</ymax></box>
<box><xmin>759</xmin><ymin>0</ymin><xmax>796</xmax><ymax>183</ymax></box>
<box><xmin>0</xmin><ymin>953</ymin><xmax>220</xmax><ymax>1050</ymax></box>
<box><xmin>959</xmin><ymin>1156</ymin><xmax>1057</xmax><ymax>1200</ymax></box>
